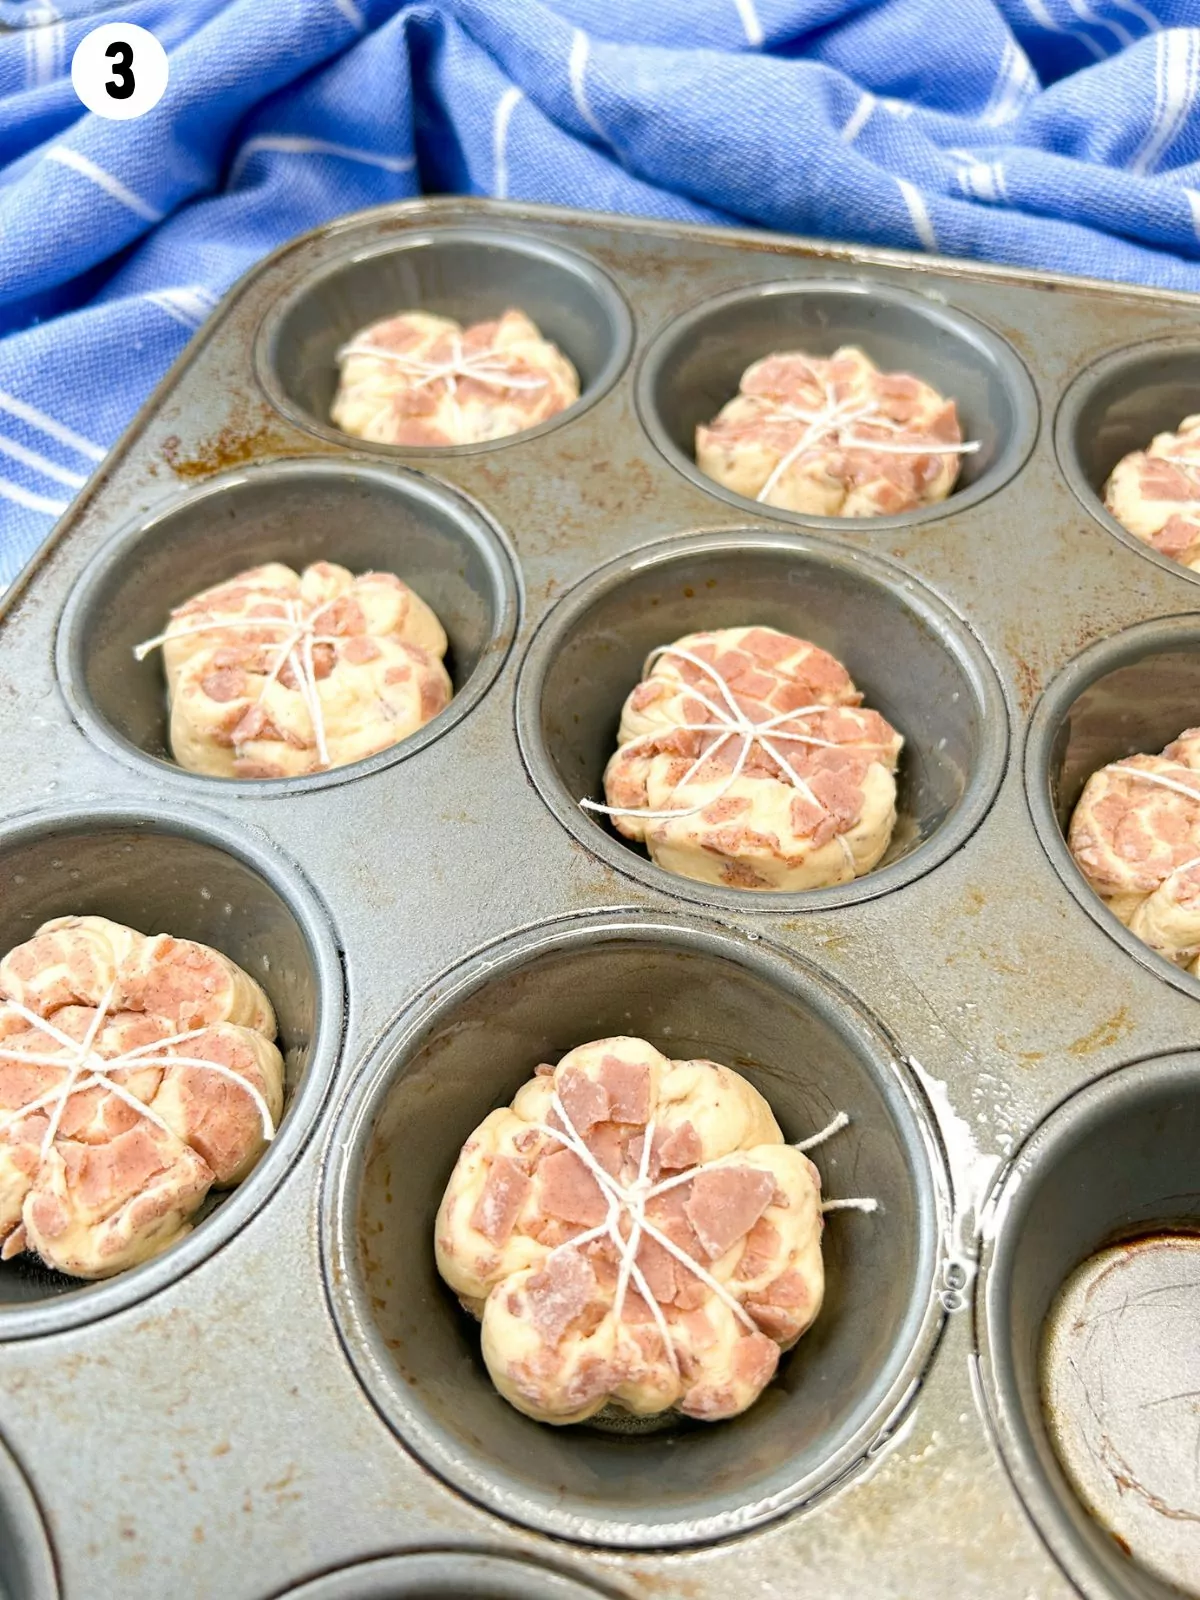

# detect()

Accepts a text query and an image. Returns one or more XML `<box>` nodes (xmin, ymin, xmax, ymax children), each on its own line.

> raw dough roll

<box><xmin>0</xmin><ymin>916</ymin><xmax>284</xmax><ymax>1279</ymax></box>
<box><xmin>1104</xmin><ymin>415</ymin><xmax>1200</xmax><ymax>571</ymax></box>
<box><xmin>696</xmin><ymin>345</ymin><xmax>966</xmax><ymax>517</ymax></box>
<box><xmin>436</xmin><ymin>1036</ymin><xmax>826</xmax><ymax>1426</ymax></box>
<box><xmin>332</xmin><ymin>308</ymin><xmax>579</xmax><ymax>447</ymax></box>
<box><xmin>598</xmin><ymin>625</ymin><xmax>903</xmax><ymax>891</ymax></box>
<box><xmin>147</xmin><ymin>560</ymin><xmax>452</xmax><ymax>779</ymax></box>
<box><xmin>1069</xmin><ymin>730</ymin><xmax>1200</xmax><ymax>971</ymax></box>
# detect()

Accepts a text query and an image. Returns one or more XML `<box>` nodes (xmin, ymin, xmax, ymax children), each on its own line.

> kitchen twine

<box><xmin>582</xmin><ymin>642</ymin><xmax>893</xmax><ymax>872</ymax></box>
<box><xmin>336</xmin><ymin>330</ymin><xmax>549</xmax><ymax>442</ymax></box>
<box><xmin>728</xmin><ymin>364</ymin><xmax>980</xmax><ymax>505</ymax></box>
<box><xmin>135</xmin><ymin>595</ymin><xmax>347</xmax><ymax>771</ymax></box>
<box><xmin>533</xmin><ymin>1096</ymin><xmax>875</xmax><ymax>1376</ymax></box>
<box><xmin>0</xmin><ymin>981</ymin><xmax>276</xmax><ymax>1246</ymax></box>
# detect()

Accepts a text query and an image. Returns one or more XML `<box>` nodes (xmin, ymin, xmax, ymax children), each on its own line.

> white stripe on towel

<box><xmin>0</xmin><ymin>435</ymin><xmax>85</xmax><ymax>488</ymax></box>
<box><xmin>1064</xmin><ymin>0</ymin><xmax>1134</xmax><ymax>49</ymax></box>
<box><xmin>45</xmin><ymin>147</ymin><xmax>163</xmax><ymax>222</ymax></box>
<box><xmin>569</xmin><ymin>30</ymin><xmax>608</xmax><ymax>142</ymax></box>
<box><xmin>0</xmin><ymin>479</ymin><xmax>69</xmax><ymax>516</ymax></box>
<box><xmin>228</xmin><ymin>135</ymin><xmax>417</xmax><ymax>189</ymax></box>
<box><xmin>1129</xmin><ymin>30</ymin><xmax>1196</xmax><ymax>175</ymax></box>
<box><xmin>982</xmin><ymin>41</ymin><xmax>1036</xmax><ymax>126</ymax></box>
<box><xmin>1020</xmin><ymin>0</ymin><xmax>1106</xmax><ymax>60</ymax></box>
<box><xmin>145</xmin><ymin>293</ymin><xmax>202</xmax><ymax>331</ymax></box>
<box><xmin>0</xmin><ymin>392</ymin><xmax>104</xmax><ymax>462</ymax></box>
<box><xmin>732</xmin><ymin>0</ymin><xmax>764</xmax><ymax>46</ymax></box>
<box><xmin>897</xmin><ymin>178</ymin><xmax>939</xmax><ymax>251</ymax></box>
<box><xmin>1108</xmin><ymin>0</ymin><xmax>1159</xmax><ymax>33</ymax></box>
<box><xmin>144</xmin><ymin>285</ymin><xmax>217</xmax><ymax>329</ymax></box>
<box><xmin>1183</xmin><ymin>186</ymin><xmax>1200</xmax><ymax>243</ymax></box>
<box><xmin>493</xmin><ymin>87</ymin><xmax>524</xmax><ymax>200</ymax></box>
<box><xmin>329</xmin><ymin>0</ymin><xmax>366</xmax><ymax>30</ymax></box>
<box><xmin>840</xmin><ymin>91</ymin><xmax>877</xmax><ymax>145</ymax></box>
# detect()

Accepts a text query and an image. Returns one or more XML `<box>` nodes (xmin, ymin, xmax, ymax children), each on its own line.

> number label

<box><xmin>104</xmin><ymin>41</ymin><xmax>136</xmax><ymax>102</ymax></box>
<box><xmin>72</xmin><ymin>25</ymin><xmax>168</xmax><ymax>120</ymax></box>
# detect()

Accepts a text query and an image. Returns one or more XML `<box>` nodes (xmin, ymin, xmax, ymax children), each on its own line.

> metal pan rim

<box><xmin>268</xmin><ymin>1548</ymin><xmax>622</xmax><ymax>1599</ymax></box>
<box><xmin>635</xmin><ymin>275</ymin><xmax>1040</xmax><ymax>533</ymax></box>
<box><xmin>514</xmin><ymin>526</ymin><xmax>1010</xmax><ymax>913</ymax></box>
<box><xmin>54</xmin><ymin>457</ymin><xmax>521</xmax><ymax>798</ymax></box>
<box><xmin>1024</xmin><ymin>613</ymin><xmax>1200</xmax><ymax>1002</ymax></box>
<box><xmin>0</xmin><ymin>1428</ymin><xmax>58</xmax><ymax>1600</ymax></box>
<box><xmin>319</xmin><ymin>907</ymin><xmax>949</xmax><ymax>1549</ymax></box>
<box><xmin>0</xmin><ymin>797</ymin><xmax>345</xmax><ymax>1341</ymax></box>
<box><xmin>1055</xmin><ymin>336</ymin><xmax>1200</xmax><ymax>591</ymax></box>
<box><xmin>254</xmin><ymin>225</ymin><xmax>635</xmax><ymax>459</ymax></box>
<box><xmin>974</xmin><ymin>1050</ymin><xmax>1200</xmax><ymax>1600</ymax></box>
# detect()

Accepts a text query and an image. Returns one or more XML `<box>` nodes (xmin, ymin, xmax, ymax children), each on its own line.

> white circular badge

<box><xmin>71</xmin><ymin>23</ymin><xmax>169</xmax><ymax>121</ymax></box>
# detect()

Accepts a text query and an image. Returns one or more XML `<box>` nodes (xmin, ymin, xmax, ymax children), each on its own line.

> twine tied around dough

<box><xmin>723</xmin><ymin>364</ymin><xmax>980</xmax><ymax>505</ymax></box>
<box><xmin>582</xmin><ymin>643</ymin><xmax>894</xmax><ymax>873</ymax></box>
<box><xmin>135</xmin><ymin>594</ymin><xmax>345</xmax><ymax>770</ymax></box>
<box><xmin>534</xmin><ymin>1096</ymin><xmax>875</xmax><ymax>1377</ymax></box>
<box><xmin>0</xmin><ymin>983</ymin><xmax>276</xmax><ymax>1243</ymax></box>
<box><xmin>337</xmin><ymin>329</ymin><xmax>550</xmax><ymax>440</ymax></box>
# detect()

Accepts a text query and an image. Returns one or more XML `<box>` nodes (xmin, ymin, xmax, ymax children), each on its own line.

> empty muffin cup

<box><xmin>257</xmin><ymin>227</ymin><xmax>632</xmax><ymax>454</ymax></box>
<box><xmin>56</xmin><ymin>458</ymin><xmax>519</xmax><ymax>793</ymax></box>
<box><xmin>321</xmin><ymin>910</ymin><xmax>946</xmax><ymax>1547</ymax></box>
<box><xmin>977</xmin><ymin>1052</ymin><xmax>1200</xmax><ymax>1600</ymax></box>
<box><xmin>637</xmin><ymin>278</ymin><xmax>1037</xmax><ymax>528</ymax></box>
<box><xmin>1026</xmin><ymin>614</ymin><xmax>1200</xmax><ymax>997</ymax></box>
<box><xmin>0</xmin><ymin>800</ymin><xmax>343</xmax><ymax>1338</ymax></box>
<box><xmin>1057</xmin><ymin>339</ymin><xmax>1200</xmax><ymax>584</ymax></box>
<box><xmin>515</xmin><ymin>529</ymin><xmax>1007</xmax><ymax>910</ymax></box>
<box><xmin>271</xmin><ymin>1552</ymin><xmax>613</xmax><ymax>1600</ymax></box>
<box><xmin>0</xmin><ymin>1433</ymin><xmax>56</xmax><ymax>1600</ymax></box>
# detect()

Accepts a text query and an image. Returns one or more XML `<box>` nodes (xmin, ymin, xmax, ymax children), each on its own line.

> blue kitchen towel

<box><xmin>3</xmin><ymin>0</ymin><xmax>1200</xmax><ymax>580</ymax></box>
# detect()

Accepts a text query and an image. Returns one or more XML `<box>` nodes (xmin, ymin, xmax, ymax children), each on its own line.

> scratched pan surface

<box><xmin>4</xmin><ymin>199</ymin><xmax>1200</xmax><ymax>1599</ymax></box>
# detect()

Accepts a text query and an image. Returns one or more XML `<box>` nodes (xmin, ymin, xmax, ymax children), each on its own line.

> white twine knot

<box><xmin>0</xmin><ymin>986</ymin><xmax>276</xmax><ymax>1161</ymax></box>
<box><xmin>535</xmin><ymin>1093</ymin><xmax>876</xmax><ymax>1376</ymax></box>
<box><xmin>136</xmin><ymin>594</ymin><xmax>340</xmax><ymax>771</ymax></box>
<box><xmin>583</xmin><ymin>642</ymin><xmax>896</xmax><ymax>872</ymax></box>
<box><xmin>728</xmin><ymin>369</ymin><xmax>980</xmax><ymax>505</ymax></box>
<box><xmin>337</xmin><ymin>328</ymin><xmax>549</xmax><ymax>441</ymax></box>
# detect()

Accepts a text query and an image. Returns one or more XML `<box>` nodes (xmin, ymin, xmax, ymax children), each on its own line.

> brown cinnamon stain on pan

<box><xmin>1066</xmin><ymin>1005</ymin><xmax>1132</xmax><ymax>1056</ymax></box>
<box><xmin>160</xmin><ymin>420</ymin><xmax>297</xmax><ymax>479</ymax></box>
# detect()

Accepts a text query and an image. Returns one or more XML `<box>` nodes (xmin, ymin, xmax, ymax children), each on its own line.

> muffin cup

<box><xmin>1056</xmin><ymin>339</ymin><xmax>1200</xmax><ymax>587</ymax></box>
<box><xmin>1025</xmin><ymin>614</ymin><xmax>1200</xmax><ymax>999</ymax></box>
<box><xmin>637</xmin><ymin>278</ymin><xmax>1037</xmax><ymax>530</ymax></box>
<box><xmin>515</xmin><ymin>529</ymin><xmax>1008</xmax><ymax>910</ymax></box>
<box><xmin>271</xmin><ymin>1553</ymin><xmax>614</xmax><ymax>1600</ymax></box>
<box><xmin>0</xmin><ymin>801</ymin><xmax>343</xmax><ymax>1338</ymax></box>
<box><xmin>256</xmin><ymin>227</ymin><xmax>633</xmax><ymax>455</ymax></box>
<box><xmin>321</xmin><ymin>910</ymin><xmax>947</xmax><ymax>1548</ymax></box>
<box><xmin>976</xmin><ymin>1053</ymin><xmax>1200</xmax><ymax>1600</ymax></box>
<box><xmin>0</xmin><ymin>1432</ymin><xmax>56</xmax><ymax>1599</ymax></box>
<box><xmin>56</xmin><ymin>459</ymin><xmax>519</xmax><ymax>794</ymax></box>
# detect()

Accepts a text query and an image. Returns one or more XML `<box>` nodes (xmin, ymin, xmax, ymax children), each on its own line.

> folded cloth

<box><xmin>2</xmin><ymin>0</ymin><xmax>1200</xmax><ymax>583</ymax></box>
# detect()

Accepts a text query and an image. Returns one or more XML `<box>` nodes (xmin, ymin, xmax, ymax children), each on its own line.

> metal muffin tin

<box><xmin>3</xmin><ymin>197</ymin><xmax>1200</xmax><ymax>1598</ymax></box>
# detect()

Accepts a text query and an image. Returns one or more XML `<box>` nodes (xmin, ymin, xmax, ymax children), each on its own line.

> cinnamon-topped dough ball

<box><xmin>697</xmin><ymin>345</ymin><xmax>965</xmax><ymax>517</ymax></box>
<box><xmin>1069</xmin><ymin>729</ymin><xmax>1200</xmax><ymax>970</ymax></box>
<box><xmin>0</xmin><ymin>916</ymin><xmax>284</xmax><ymax>1280</ymax></box>
<box><xmin>598</xmin><ymin>625</ymin><xmax>903</xmax><ymax>891</ymax></box>
<box><xmin>142</xmin><ymin>560</ymin><xmax>452</xmax><ymax>779</ymax></box>
<box><xmin>1105</xmin><ymin>416</ymin><xmax>1200</xmax><ymax>570</ymax></box>
<box><xmin>435</xmin><ymin>1036</ymin><xmax>825</xmax><ymax>1425</ymax></box>
<box><xmin>332</xmin><ymin>308</ymin><xmax>579</xmax><ymax>447</ymax></box>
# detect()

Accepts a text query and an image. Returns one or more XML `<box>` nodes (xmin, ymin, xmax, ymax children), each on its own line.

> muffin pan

<box><xmin>3</xmin><ymin>198</ymin><xmax>1200</xmax><ymax>1598</ymax></box>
